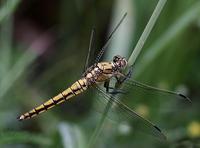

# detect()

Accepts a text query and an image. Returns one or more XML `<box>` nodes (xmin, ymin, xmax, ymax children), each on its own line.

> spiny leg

<box><xmin>104</xmin><ymin>80</ymin><xmax>126</xmax><ymax>95</ymax></box>
<box><xmin>104</xmin><ymin>80</ymin><xmax>110</xmax><ymax>92</ymax></box>
<box><xmin>115</xmin><ymin>65</ymin><xmax>134</xmax><ymax>84</ymax></box>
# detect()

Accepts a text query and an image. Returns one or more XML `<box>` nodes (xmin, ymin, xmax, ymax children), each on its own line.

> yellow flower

<box><xmin>187</xmin><ymin>121</ymin><xmax>200</xmax><ymax>138</ymax></box>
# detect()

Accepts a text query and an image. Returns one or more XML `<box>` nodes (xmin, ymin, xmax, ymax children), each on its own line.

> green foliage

<box><xmin>88</xmin><ymin>0</ymin><xmax>168</xmax><ymax>147</ymax></box>
<box><xmin>0</xmin><ymin>131</ymin><xmax>51</xmax><ymax>146</ymax></box>
<box><xmin>0</xmin><ymin>0</ymin><xmax>199</xmax><ymax>148</ymax></box>
<box><xmin>0</xmin><ymin>0</ymin><xmax>21</xmax><ymax>23</ymax></box>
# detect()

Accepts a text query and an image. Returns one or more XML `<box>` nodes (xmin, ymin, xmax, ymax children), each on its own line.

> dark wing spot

<box><xmin>178</xmin><ymin>93</ymin><xmax>186</xmax><ymax>98</ymax></box>
<box><xmin>178</xmin><ymin>93</ymin><xmax>192</xmax><ymax>102</ymax></box>
<box><xmin>154</xmin><ymin>125</ymin><xmax>162</xmax><ymax>132</ymax></box>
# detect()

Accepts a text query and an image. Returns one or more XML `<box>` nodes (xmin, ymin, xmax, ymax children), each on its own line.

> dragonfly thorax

<box><xmin>83</xmin><ymin>55</ymin><xmax>127</xmax><ymax>85</ymax></box>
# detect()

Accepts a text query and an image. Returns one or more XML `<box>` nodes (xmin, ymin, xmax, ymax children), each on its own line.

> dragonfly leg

<box><xmin>104</xmin><ymin>81</ymin><xmax>127</xmax><ymax>94</ymax></box>
<box><xmin>107</xmin><ymin>89</ymin><xmax>127</xmax><ymax>95</ymax></box>
<box><xmin>114</xmin><ymin>65</ymin><xmax>134</xmax><ymax>84</ymax></box>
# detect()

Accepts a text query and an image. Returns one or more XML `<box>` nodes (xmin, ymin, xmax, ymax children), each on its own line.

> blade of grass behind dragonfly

<box><xmin>0</xmin><ymin>50</ymin><xmax>37</xmax><ymax>100</ymax></box>
<box><xmin>0</xmin><ymin>0</ymin><xmax>21</xmax><ymax>23</ymax></box>
<box><xmin>0</xmin><ymin>0</ymin><xmax>21</xmax><ymax>78</ymax></box>
<box><xmin>88</xmin><ymin>88</ymin><xmax>114</xmax><ymax>147</ymax></box>
<box><xmin>0</xmin><ymin>131</ymin><xmax>51</xmax><ymax>146</ymax></box>
<box><xmin>127</xmin><ymin>0</ymin><xmax>167</xmax><ymax>66</ymax></box>
<box><xmin>134</xmin><ymin>0</ymin><xmax>200</xmax><ymax>78</ymax></box>
<box><xmin>88</xmin><ymin>0</ymin><xmax>168</xmax><ymax>147</ymax></box>
<box><xmin>0</xmin><ymin>4</ymin><xmax>13</xmax><ymax>80</ymax></box>
<box><xmin>0</xmin><ymin>0</ymin><xmax>38</xmax><ymax>101</ymax></box>
<box><xmin>0</xmin><ymin>27</ymin><xmax>56</xmax><ymax>101</ymax></box>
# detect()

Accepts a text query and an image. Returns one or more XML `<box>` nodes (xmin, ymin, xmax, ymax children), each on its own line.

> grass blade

<box><xmin>0</xmin><ymin>0</ymin><xmax>21</xmax><ymax>23</ymax></box>
<box><xmin>0</xmin><ymin>131</ymin><xmax>51</xmax><ymax>146</ymax></box>
<box><xmin>0</xmin><ymin>51</ymin><xmax>37</xmax><ymax>100</ymax></box>
<box><xmin>0</xmin><ymin>12</ymin><xmax>13</xmax><ymax>79</ymax></box>
<box><xmin>127</xmin><ymin>0</ymin><xmax>167</xmax><ymax>66</ymax></box>
<box><xmin>134</xmin><ymin>0</ymin><xmax>200</xmax><ymax>78</ymax></box>
<box><xmin>88</xmin><ymin>0</ymin><xmax>168</xmax><ymax>147</ymax></box>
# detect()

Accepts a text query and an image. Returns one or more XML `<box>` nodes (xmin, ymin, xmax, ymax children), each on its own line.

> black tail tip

<box><xmin>153</xmin><ymin>125</ymin><xmax>162</xmax><ymax>132</ymax></box>
<box><xmin>17</xmin><ymin>115</ymin><xmax>24</xmax><ymax>121</ymax></box>
<box><xmin>178</xmin><ymin>93</ymin><xmax>192</xmax><ymax>103</ymax></box>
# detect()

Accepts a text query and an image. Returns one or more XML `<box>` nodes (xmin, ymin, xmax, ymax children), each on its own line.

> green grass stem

<box><xmin>0</xmin><ymin>0</ymin><xmax>21</xmax><ymax>23</ymax></box>
<box><xmin>127</xmin><ymin>0</ymin><xmax>167</xmax><ymax>66</ymax></box>
<box><xmin>88</xmin><ymin>0</ymin><xmax>168</xmax><ymax>147</ymax></box>
<box><xmin>0</xmin><ymin>131</ymin><xmax>51</xmax><ymax>146</ymax></box>
<box><xmin>134</xmin><ymin>0</ymin><xmax>200</xmax><ymax>78</ymax></box>
<box><xmin>0</xmin><ymin>51</ymin><xmax>37</xmax><ymax>100</ymax></box>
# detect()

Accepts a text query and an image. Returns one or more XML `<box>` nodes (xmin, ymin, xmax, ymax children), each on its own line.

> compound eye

<box><xmin>122</xmin><ymin>58</ymin><xmax>127</xmax><ymax>66</ymax></box>
<box><xmin>113</xmin><ymin>55</ymin><xmax>120</xmax><ymax>63</ymax></box>
<box><xmin>121</xmin><ymin>60</ymin><xmax>127</xmax><ymax>67</ymax></box>
<box><xmin>113</xmin><ymin>56</ymin><xmax>117</xmax><ymax>63</ymax></box>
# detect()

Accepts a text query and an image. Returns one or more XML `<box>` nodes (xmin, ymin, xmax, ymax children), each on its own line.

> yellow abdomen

<box><xmin>18</xmin><ymin>78</ymin><xmax>88</xmax><ymax>121</ymax></box>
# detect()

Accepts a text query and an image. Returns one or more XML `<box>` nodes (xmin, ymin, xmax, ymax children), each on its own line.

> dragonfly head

<box><xmin>113</xmin><ymin>55</ymin><xmax>127</xmax><ymax>70</ymax></box>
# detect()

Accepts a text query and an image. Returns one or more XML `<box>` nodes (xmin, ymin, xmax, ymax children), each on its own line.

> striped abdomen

<box><xmin>18</xmin><ymin>78</ymin><xmax>88</xmax><ymax>121</ymax></box>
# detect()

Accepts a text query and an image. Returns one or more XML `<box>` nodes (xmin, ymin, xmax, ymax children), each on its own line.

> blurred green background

<box><xmin>0</xmin><ymin>0</ymin><xmax>200</xmax><ymax>148</ymax></box>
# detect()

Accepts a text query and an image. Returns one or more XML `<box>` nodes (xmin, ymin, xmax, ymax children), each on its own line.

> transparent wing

<box><xmin>123</xmin><ymin>79</ymin><xmax>191</xmax><ymax>102</ymax></box>
<box><xmin>93</xmin><ymin>85</ymin><xmax>167</xmax><ymax>140</ymax></box>
<box><xmin>94</xmin><ymin>12</ymin><xmax>127</xmax><ymax>63</ymax></box>
<box><xmin>117</xmin><ymin>78</ymin><xmax>191</xmax><ymax>115</ymax></box>
<box><xmin>83</xmin><ymin>28</ymin><xmax>96</xmax><ymax>72</ymax></box>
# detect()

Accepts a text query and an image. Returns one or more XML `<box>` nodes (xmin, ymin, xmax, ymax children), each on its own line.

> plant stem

<box><xmin>134</xmin><ymin>0</ymin><xmax>200</xmax><ymax>78</ymax></box>
<box><xmin>0</xmin><ymin>51</ymin><xmax>37</xmax><ymax>100</ymax></box>
<box><xmin>87</xmin><ymin>99</ymin><xmax>113</xmax><ymax>148</ymax></box>
<box><xmin>88</xmin><ymin>0</ymin><xmax>168</xmax><ymax>147</ymax></box>
<box><xmin>127</xmin><ymin>0</ymin><xmax>167</xmax><ymax>66</ymax></box>
<box><xmin>0</xmin><ymin>131</ymin><xmax>51</xmax><ymax>146</ymax></box>
<box><xmin>0</xmin><ymin>0</ymin><xmax>21</xmax><ymax>23</ymax></box>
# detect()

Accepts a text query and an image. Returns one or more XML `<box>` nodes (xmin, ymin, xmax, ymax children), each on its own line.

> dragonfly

<box><xmin>18</xmin><ymin>13</ymin><xmax>191</xmax><ymax>140</ymax></box>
